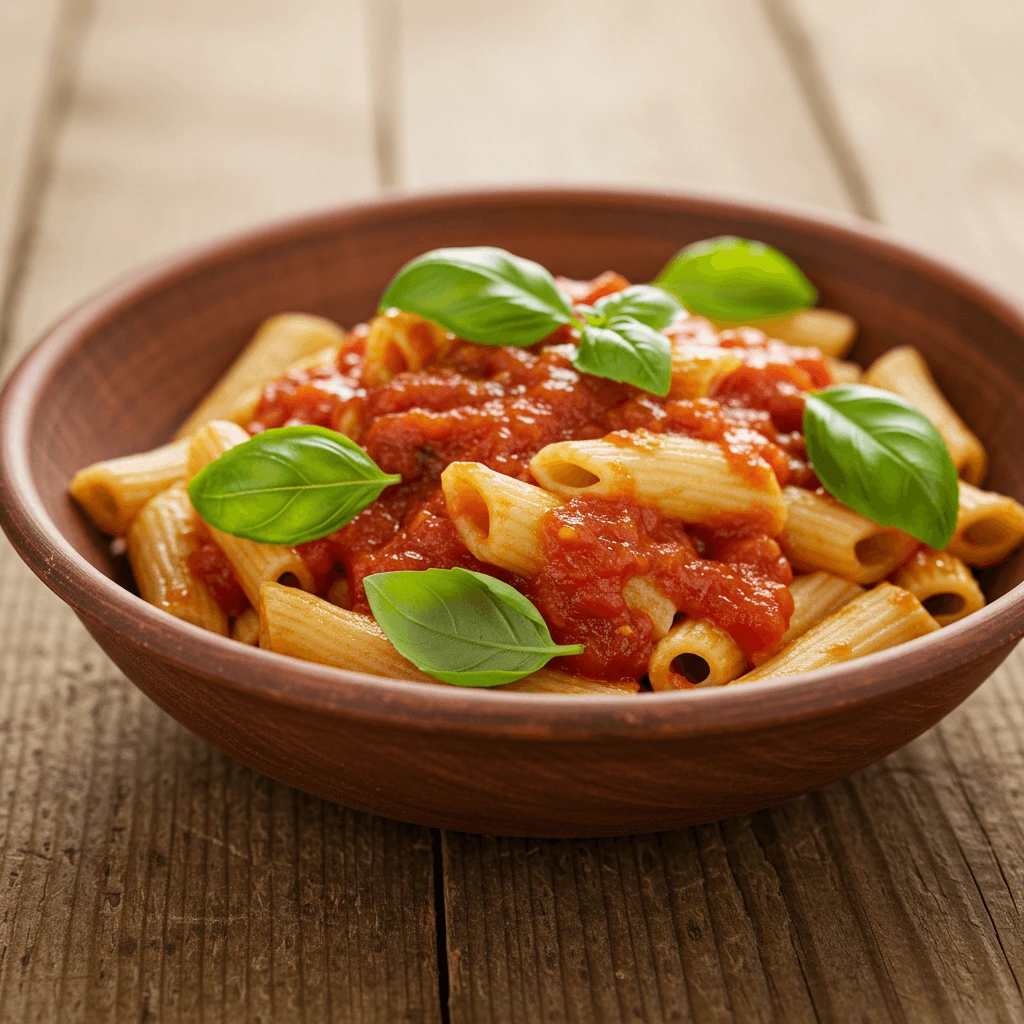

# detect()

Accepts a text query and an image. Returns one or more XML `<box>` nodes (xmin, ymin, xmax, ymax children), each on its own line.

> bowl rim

<box><xmin>3</xmin><ymin>183</ymin><xmax>1024</xmax><ymax>740</ymax></box>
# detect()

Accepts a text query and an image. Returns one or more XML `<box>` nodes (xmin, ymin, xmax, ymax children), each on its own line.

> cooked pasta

<box><xmin>862</xmin><ymin>345</ymin><xmax>987</xmax><ymax>484</ymax></box>
<box><xmin>258</xmin><ymin>583</ymin><xmax>637</xmax><ymax>694</ymax></box>
<box><xmin>70</xmin><ymin>437</ymin><xmax>190</xmax><ymax>536</ymax></box>
<box><xmin>947</xmin><ymin>482</ymin><xmax>1024</xmax><ymax>567</ymax></box>
<box><xmin>735</xmin><ymin>584</ymin><xmax>939</xmax><ymax>683</ymax></box>
<box><xmin>891</xmin><ymin>548</ymin><xmax>984</xmax><ymax>626</ymax></box>
<box><xmin>70</xmin><ymin>250</ymin><xmax>1018</xmax><ymax>697</ymax></box>
<box><xmin>126</xmin><ymin>484</ymin><xmax>228</xmax><ymax>635</ymax></box>
<box><xmin>779</xmin><ymin>486</ymin><xmax>917</xmax><ymax>584</ymax></box>
<box><xmin>529</xmin><ymin>433</ymin><xmax>787</xmax><ymax>533</ymax></box>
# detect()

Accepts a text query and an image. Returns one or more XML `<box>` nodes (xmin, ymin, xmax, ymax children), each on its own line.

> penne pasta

<box><xmin>258</xmin><ymin>583</ymin><xmax>638</xmax><ymax>693</ymax></box>
<box><xmin>175</xmin><ymin>313</ymin><xmax>347</xmax><ymax>438</ymax></box>
<box><xmin>668</xmin><ymin>343</ymin><xmax>743</xmax><ymax>399</ymax></box>
<box><xmin>862</xmin><ymin>345</ymin><xmax>987</xmax><ymax>484</ymax></box>
<box><xmin>187</xmin><ymin>421</ymin><xmax>314</xmax><ymax>605</ymax></box>
<box><xmin>648</xmin><ymin>618</ymin><xmax>746</xmax><ymax>690</ymax></box>
<box><xmin>734</xmin><ymin>583</ymin><xmax>939</xmax><ymax>684</ymax></box>
<box><xmin>947</xmin><ymin>482</ymin><xmax>1024</xmax><ymax>567</ymax></box>
<box><xmin>442</xmin><ymin>462</ymin><xmax>561</xmax><ymax>575</ymax></box>
<box><xmin>891</xmin><ymin>548</ymin><xmax>984</xmax><ymax>626</ymax></box>
<box><xmin>621</xmin><ymin>577</ymin><xmax>676</xmax><ymax>639</ymax></box>
<box><xmin>756</xmin><ymin>308</ymin><xmax>858</xmax><ymax>358</ymax></box>
<box><xmin>779</xmin><ymin>486</ymin><xmax>917</xmax><ymax>584</ymax></box>
<box><xmin>782</xmin><ymin>571</ymin><xmax>863</xmax><ymax>645</ymax></box>
<box><xmin>362</xmin><ymin>309</ymin><xmax>455</xmax><ymax>387</ymax></box>
<box><xmin>231</xmin><ymin>607</ymin><xmax>262</xmax><ymax>645</ymax></box>
<box><xmin>529</xmin><ymin>432</ymin><xmax>787</xmax><ymax>534</ymax></box>
<box><xmin>70</xmin><ymin>437</ymin><xmax>191</xmax><ymax>536</ymax></box>
<box><xmin>127</xmin><ymin>484</ymin><xmax>228</xmax><ymax>635</ymax></box>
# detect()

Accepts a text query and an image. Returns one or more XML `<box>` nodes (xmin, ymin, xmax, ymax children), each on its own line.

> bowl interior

<box><xmin>20</xmin><ymin>190</ymin><xmax>1024</xmax><ymax>609</ymax></box>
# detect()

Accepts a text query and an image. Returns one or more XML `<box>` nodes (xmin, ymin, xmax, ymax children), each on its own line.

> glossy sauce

<box><xmin>188</xmin><ymin>273</ymin><xmax>832</xmax><ymax>681</ymax></box>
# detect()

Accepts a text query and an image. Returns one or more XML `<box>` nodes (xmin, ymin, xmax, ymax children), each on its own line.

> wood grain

<box><xmin>393</xmin><ymin>0</ymin><xmax>855</xmax><ymax>212</ymax></box>
<box><xmin>0</xmin><ymin>1</ymin><xmax>440</xmax><ymax>1021</ymax></box>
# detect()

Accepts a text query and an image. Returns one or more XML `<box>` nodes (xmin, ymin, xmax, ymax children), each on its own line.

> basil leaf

<box><xmin>188</xmin><ymin>425</ymin><xmax>401</xmax><ymax>545</ymax></box>
<box><xmin>363</xmin><ymin>567</ymin><xmax>583</xmax><ymax>687</ymax></box>
<box><xmin>571</xmin><ymin>316</ymin><xmax>672</xmax><ymax>396</ymax></box>
<box><xmin>803</xmin><ymin>384</ymin><xmax>959</xmax><ymax>548</ymax></box>
<box><xmin>379</xmin><ymin>246</ymin><xmax>573</xmax><ymax>347</ymax></box>
<box><xmin>654</xmin><ymin>236</ymin><xmax>817</xmax><ymax>322</ymax></box>
<box><xmin>592</xmin><ymin>284</ymin><xmax>684</xmax><ymax>331</ymax></box>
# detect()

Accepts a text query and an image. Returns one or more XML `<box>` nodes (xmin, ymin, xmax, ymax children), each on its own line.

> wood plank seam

<box><xmin>760</xmin><ymin>0</ymin><xmax>881</xmax><ymax>221</ymax></box>
<box><xmin>0</xmin><ymin>0</ymin><xmax>95</xmax><ymax>363</ymax></box>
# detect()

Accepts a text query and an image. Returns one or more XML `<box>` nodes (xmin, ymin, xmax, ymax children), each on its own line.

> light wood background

<box><xmin>2</xmin><ymin>1</ymin><xmax>1024</xmax><ymax>1021</ymax></box>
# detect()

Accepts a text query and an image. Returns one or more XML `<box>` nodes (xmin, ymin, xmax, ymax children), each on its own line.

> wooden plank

<box><xmin>406</xmin><ymin>3</ymin><xmax>1024</xmax><ymax>1021</ymax></box>
<box><xmin>0</xmin><ymin>0</ymin><xmax>66</xmax><ymax>337</ymax></box>
<box><xmin>393</xmin><ymin>0</ymin><xmax>854</xmax><ymax>212</ymax></box>
<box><xmin>0</xmin><ymin>1</ymin><xmax>441</xmax><ymax>1021</ymax></box>
<box><xmin>777</xmin><ymin>0</ymin><xmax>1024</xmax><ymax>294</ymax></box>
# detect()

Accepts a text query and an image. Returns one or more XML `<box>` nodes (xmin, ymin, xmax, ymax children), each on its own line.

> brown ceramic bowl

<box><xmin>3</xmin><ymin>188</ymin><xmax>1024</xmax><ymax>838</ymax></box>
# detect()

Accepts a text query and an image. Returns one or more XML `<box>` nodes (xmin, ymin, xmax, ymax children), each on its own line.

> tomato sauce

<box><xmin>188</xmin><ymin>272</ymin><xmax>833</xmax><ymax>677</ymax></box>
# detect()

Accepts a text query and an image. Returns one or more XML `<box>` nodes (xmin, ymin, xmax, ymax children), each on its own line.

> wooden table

<box><xmin>2</xmin><ymin>1</ymin><xmax>1024</xmax><ymax>1020</ymax></box>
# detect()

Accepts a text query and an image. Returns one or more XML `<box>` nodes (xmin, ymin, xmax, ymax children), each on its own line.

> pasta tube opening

<box><xmin>947</xmin><ymin>482</ymin><xmax>1024</xmax><ymax>566</ymax></box>
<box><xmin>649</xmin><ymin>618</ymin><xmax>747</xmax><ymax>689</ymax></box>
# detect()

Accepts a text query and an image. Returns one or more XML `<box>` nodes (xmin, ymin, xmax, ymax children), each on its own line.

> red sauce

<box><xmin>187</xmin><ymin>272</ymin><xmax>835</xmax><ymax>677</ymax></box>
<box><xmin>525</xmin><ymin>496</ymin><xmax>793</xmax><ymax>680</ymax></box>
<box><xmin>186</xmin><ymin>527</ymin><xmax>249</xmax><ymax>619</ymax></box>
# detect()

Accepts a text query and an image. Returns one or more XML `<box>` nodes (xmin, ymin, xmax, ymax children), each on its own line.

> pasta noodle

<box><xmin>756</xmin><ymin>308</ymin><xmax>858</xmax><ymax>358</ymax></box>
<box><xmin>187</xmin><ymin>421</ymin><xmax>314</xmax><ymax>604</ymax></box>
<box><xmin>175</xmin><ymin>313</ymin><xmax>346</xmax><ymax>438</ymax></box>
<box><xmin>442</xmin><ymin>462</ymin><xmax>561</xmax><ymax>575</ymax></box>
<box><xmin>126</xmin><ymin>484</ymin><xmax>228</xmax><ymax>635</ymax></box>
<box><xmin>648</xmin><ymin>619</ymin><xmax>746</xmax><ymax>689</ymax></box>
<box><xmin>947</xmin><ymin>482</ymin><xmax>1024</xmax><ymax>567</ymax></box>
<box><xmin>779</xmin><ymin>486</ymin><xmax>917</xmax><ymax>584</ymax></box>
<box><xmin>70</xmin><ymin>437</ymin><xmax>191</xmax><ymax>536</ymax></box>
<box><xmin>735</xmin><ymin>583</ymin><xmax>939</xmax><ymax>683</ymax></box>
<box><xmin>825</xmin><ymin>357</ymin><xmax>862</xmax><ymax>385</ymax></box>
<box><xmin>862</xmin><ymin>345</ymin><xmax>987</xmax><ymax>484</ymax></box>
<box><xmin>529</xmin><ymin>432</ymin><xmax>787</xmax><ymax>533</ymax></box>
<box><xmin>891</xmin><ymin>548</ymin><xmax>984</xmax><ymax>626</ymax></box>
<box><xmin>362</xmin><ymin>309</ymin><xmax>455</xmax><ymax>387</ymax></box>
<box><xmin>781</xmin><ymin>571</ymin><xmax>862</xmax><ymax>645</ymax></box>
<box><xmin>668</xmin><ymin>343</ymin><xmax>743</xmax><ymax>399</ymax></box>
<box><xmin>258</xmin><ymin>583</ymin><xmax>638</xmax><ymax>694</ymax></box>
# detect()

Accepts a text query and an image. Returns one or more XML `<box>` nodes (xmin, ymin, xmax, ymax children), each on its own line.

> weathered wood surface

<box><xmin>0</xmin><ymin>1</ymin><xmax>438</xmax><ymax>1022</ymax></box>
<box><xmin>2</xmin><ymin>0</ymin><xmax>1024</xmax><ymax>1021</ymax></box>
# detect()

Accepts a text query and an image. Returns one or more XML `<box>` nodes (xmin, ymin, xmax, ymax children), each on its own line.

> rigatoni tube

<box><xmin>187</xmin><ymin>421</ymin><xmax>314</xmax><ymax>605</ymax></box>
<box><xmin>891</xmin><ymin>548</ymin><xmax>984</xmax><ymax>626</ymax></box>
<box><xmin>70</xmin><ymin>437</ymin><xmax>191</xmax><ymax>536</ymax></box>
<box><xmin>862</xmin><ymin>346</ymin><xmax>987</xmax><ymax>484</ymax></box>
<box><xmin>782</xmin><ymin>572</ymin><xmax>862</xmax><ymax>645</ymax></box>
<box><xmin>755</xmin><ymin>308</ymin><xmax>858</xmax><ymax>358</ymax></box>
<box><xmin>779</xmin><ymin>486</ymin><xmax>917</xmax><ymax>584</ymax></box>
<box><xmin>127</xmin><ymin>484</ymin><xmax>228</xmax><ymax>635</ymax></box>
<box><xmin>529</xmin><ymin>432</ymin><xmax>787</xmax><ymax>534</ymax></box>
<box><xmin>734</xmin><ymin>583</ymin><xmax>939</xmax><ymax>684</ymax></box>
<box><xmin>648</xmin><ymin>619</ymin><xmax>746</xmax><ymax>690</ymax></box>
<box><xmin>947</xmin><ymin>482</ymin><xmax>1024</xmax><ymax>567</ymax></box>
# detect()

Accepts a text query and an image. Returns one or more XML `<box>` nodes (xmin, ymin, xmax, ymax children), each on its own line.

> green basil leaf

<box><xmin>188</xmin><ymin>425</ymin><xmax>401</xmax><ymax>545</ymax></box>
<box><xmin>363</xmin><ymin>567</ymin><xmax>583</xmax><ymax>687</ymax></box>
<box><xmin>654</xmin><ymin>236</ymin><xmax>817</xmax><ymax>322</ymax></box>
<box><xmin>592</xmin><ymin>284</ymin><xmax>684</xmax><ymax>330</ymax></box>
<box><xmin>571</xmin><ymin>316</ymin><xmax>672</xmax><ymax>396</ymax></box>
<box><xmin>379</xmin><ymin>246</ymin><xmax>573</xmax><ymax>347</ymax></box>
<box><xmin>803</xmin><ymin>384</ymin><xmax>959</xmax><ymax>548</ymax></box>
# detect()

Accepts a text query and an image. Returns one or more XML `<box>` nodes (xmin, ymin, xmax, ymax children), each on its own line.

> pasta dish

<box><xmin>69</xmin><ymin>238</ymin><xmax>1024</xmax><ymax>694</ymax></box>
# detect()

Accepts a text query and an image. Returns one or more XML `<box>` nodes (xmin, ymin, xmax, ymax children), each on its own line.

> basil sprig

<box><xmin>804</xmin><ymin>384</ymin><xmax>959</xmax><ymax>549</ymax></box>
<box><xmin>654</xmin><ymin>236</ymin><xmax>817</xmax><ymax>323</ymax></box>
<box><xmin>364</xmin><ymin>567</ymin><xmax>583</xmax><ymax>687</ymax></box>
<box><xmin>188</xmin><ymin>426</ymin><xmax>400</xmax><ymax>544</ymax></box>
<box><xmin>379</xmin><ymin>246</ymin><xmax>574</xmax><ymax>347</ymax></box>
